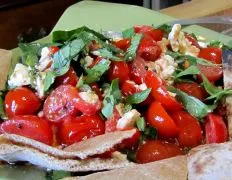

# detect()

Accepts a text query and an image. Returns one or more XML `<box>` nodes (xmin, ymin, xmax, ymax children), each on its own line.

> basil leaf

<box><xmin>44</xmin><ymin>71</ymin><xmax>56</xmax><ymax>92</ymax></box>
<box><xmin>125</xmin><ymin>88</ymin><xmax>151</xmax><ymax>104</ymax></box>
<box><xmin>175</xmin><ymin>65</ymin><xmax>200</xmax><ymax>79</ymax></box>
<box><xmin>122</xmin><ymin>27</ymin><xmax>135</xmax><ymax>38</ymax></box>
<box><xmin>0</xmin><ymin>93</ymin><xmax>7</xmax><ymax>120</ymax></box>
<box><xmin>76</xmin><ymin>74</ymin><xmax>84</xmax><ymax>88</ymax></box>
<box><xmin>136</xmin><ymin>117</ymin><xmax>145</xmax><ymax>131</ymax></box>
<box><xmin>124</xmin><ymin>104</ymin><xmax>132</xmax><ymax>113</ymax></box>
<box><xmin>169</xmin><ymin>87</ymin><xmax>216</xmax><ymax>119</ymax></box>
<box><xmin>143</xmin><ymin>126</ymin><xmax>157</xmax><ymax>139</ymax></box>
<box><xmin>126</xmin><ymin>149</ymin><xmax>136</xmax><ymax>162</ymax></box>
<box><xmin>125</xmin><ymin>34</ymin><xmax>142</xmax><ymax>61</ymax></box>
<box><xmin>208</xmin><ymin>40</ymin><xmax>223</xmax><ymax>48</ymax></box>
<box><xmin>85</xmin><ymin>59</ymin><xmax>111</xmax><ymax>84</ymax></box>
<box><xmin>92</xmin><ymin>48</ymin><xmax>121</xmax><ymax>61</ymax></box>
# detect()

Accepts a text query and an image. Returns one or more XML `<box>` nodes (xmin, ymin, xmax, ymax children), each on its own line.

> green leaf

<box><xmin>0</xmin><ymin>93</ymin><xmax>7</xmax><ymax>120</ymax></box>
<box><xmin>125</xmin><ymin>88</ymin><xmax>151</xmax><ymax>104</ymax></box>
<box><xmin>85</xmin><ymin>59</ymin><xmax>111</xmax><ymax>84</ymax></box>
<box><xmin>126</xmin><ymin>149</ymin><xmax>136</xmax><ymax>162</ymax></box>
<box><xmin>44</xmin><ymin>71</ymin><xmax>56</xmax><ymax>92</ymax></box>
<box><xmin>157</xmin><ymin>24</ymin><xmax>172</xmax><ymax>33</ymax></box>
<box><xmin>125</xmin><ymin>34</ymin><xmax>142</xmax><ymax>61</ymax></box>
<box><xmin>169</xmin><ymin>87</ymin><xmax>216</xmax><ymax>119</ymax></box>
<box><xmin>208</xmin><ymin>40</ymin><xmax>223</xmax><ymax>48</ymax></box>
<box><xmin>123</xmin><ymin>104</ymin><xmax>132</xmax><ymax>113</ymax></box>
<box><xmin>101</xmin><ymin>79</ymin><xmax>122</xmax><ymax>118</ymax></box>
<box><xmin>76</xmin><ymin>74</ymin><xmax>84</xmax><ymax>88</ymax></box>
<box><xmin>46</xmin><ymin>171</ymin><xmax>71</xmax><ymax>180</ymax></box>
<box><xmin>122</xmin><ymin>27</ymin><xmax>135</xmax><ymax>38</ymax></box>
<box><xmin>175</xmin><ymin>65</ymin><xmax>200</xmax><ymax>79</ymax></box>
<box><xmin>92</xmin><ymin>48</ymin><xmax>121</xmax><ymax>61</ymax></box>
<box><xmin>136</xmin><ymin>117</ymin><xmax>145</xmax><ymax>131</ymax></box>
<box><xmin>143</xmin><ymin>126</ymin><xmax>157</xmax><ymax>139</ymax></box>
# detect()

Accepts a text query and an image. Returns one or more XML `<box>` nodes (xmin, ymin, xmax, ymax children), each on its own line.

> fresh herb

<box><xmin>208</xmin><ymin>40</ymin><xmax>223</xmax><ymax>48</ymax></box>
<box><xmin>175</xmin><ymin>65</ymin><xmax>200</xmax><ymax>79</ymax></box>
<box><xmin>101</xmin><ymin>79</ymin><xmax>122</xmax><ymax>118</ymax></box>
<box><xmin>122</xmin><ymin>27</ymin><xmax>135</xmax><ymax>38</ymax></box>
<box><xmin>92</xmin><ymin>48</ymin><xmax>121</xmax><ymax>61</ymax></box>
<box><xmin>46</xmin><ymin>170</ymin><xmax>71</xmax><ymax>180</ymax></box>
<box><xmin>0</xmin><ymin>93</ymin><xmax>7</xmax><ymax>120</ymax></box>
<box><xmin>125</xmin><ymin>34</ymin><xmax>142</xmax><ymax>61</ymax></box>
<box><xmin>157</xmin><ymin>24</ymin><xmax>172</xmax><ymax>33</ymax></box>
<box><xmin>143</xmin><ymin>126</ymin><xmax>157</xmax><ymax>140</ymax></box>
<box><xmin>123</xmin><ymin>104</ymin><xmax>132</xmax><ymax>113</ymax></box>
<box><xmin>125</xmin><ymin>88</ymin><xmax>151</xmax><ymax>104</ymax></box>
<box><xmin>76</xmin><ymin>74</ymin><xmax>84</xmax><ymax>88</ymax></box>
<box><xmin>136</xmin><ymin>117</ymin><xmax>145</xmax><ymax>131</ymax></box>
<box><xmin>126</xmin><ymin>149</ymin><xmax>136</xmax><ymax>162</ymax></box>
<box><xmin>44</xmin><ymin>71</ymin><xmax>56</xmax><ymax>92</ymax></box>
<box><xmin>85</xmin><ymin>59</ymin><xmax>111</xmax><ymax>84</ymax></box>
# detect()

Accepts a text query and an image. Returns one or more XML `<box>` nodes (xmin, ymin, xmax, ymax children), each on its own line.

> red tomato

<box><xmin>197</xmin><ymin>64</ymin><xmax>223</xmax><ymax>83</ymax></box>
<box><xmin>137</xmin><ymin>35</ymin><xmax>162</xmax><ymax>61</ymax></box>
<box><xmin>175</xmin><ymin>82</ymin><xmax>208</xmax><ymax>100</ymax></box>
<box><xmin>134</xmin><ymin>25</ymin><xmax>164</xmax><ymax>41</ymax></box>
<box><xmin>58</xmin><ymin>114</ymin><xmax>105</xmax><ymax>145</ymax></box>
<box><xmin>121</xmin><ymin>80</ymin><xmax>138</xmax><ymax>96</ymax></box>
<box><xmin>134</xmin><ymin>25</ymin><xmax>153</xmax><ymax>33</ymax></box>
<box><xmin>198</xmin><ymin>47</ymin><xmax>222</xmax><ymax>64</ymax></box>
<box><xmin>120</xmin><ymin>129</ymin><xmax>140</xmax><ymax>149</ymax></box>
<box><xmin>145</xmin><ymin>71</ymin><xmax>182</xmax><ymax>111</ymax></box>
<box><xmin>184</xmin><ymin>34</ymin><xmax>200</xmax><ymax>49</ymax></box>
<box><xmin>4</xmin><ymin>87</ymin><xmax>41</xmax><ymax>117</ymax></box>
<box><xmin>205</xmin><ymin>113</ymin><xmax>228</xmax><ymax>144</ymax></box>
<box><xmin>108</xmin><ymin>61</ymin><xmax>129</xmax><ymax>84</ymax></box>
<box><xmin>171</xmin><ymin>111</ymin><xmax>202</xmax><ymax>148</ymax></box>
<box><xmin>89</xmin><ymin>57</ymin><xmax>102</xmax><ymax>68</ymax></box>
<box><xmin>129</xmin><ymin>56</ymin><xmax>147</xmax><ymax>84</ymax></box>
<box><xmin>43</xmin><ymin>85</ymin><xmax>79</xmax><ymax>122</ymax></box>
<box><xmin>146</xmin><ymin>101</ymin><xmax>179</xmax><ymax>138</ymax></box>
<box><xmin>136</xmin><ymin>140</ymin><xmax>182</xmax><ymax>163</ymax></box>
<box><xmin>114</xmin><ymin>38</ymin><xmax>131</xmax><ymax>51</ymax></box>
<box><xmin>49</xmin><ymin>46</ymin><xmax>59</xmax><ymax>55</ymax></box>
<box><xmin>0</xmin><ymin>115</ymin><xmax>53</xmax><ymax>145</ymax></box>
<box><xmin>55</xmin><ymin>67</ymin><xmax>78</xmax><ymax>87</ymax></box>
<box><xmin>88</xmin><ymin>40</ymin><xmax>101</xmax><ymax>51</ymax></box>
<box><xmin>105</xmin><ymin>109</ymin><xmax>121</xmax><ymax>132</ymax></box>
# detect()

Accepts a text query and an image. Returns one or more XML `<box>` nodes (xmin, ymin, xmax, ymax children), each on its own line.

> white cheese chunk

<box><xmin>157</xmin><ymin>38</ymin><xmax>170</xmax><ymax>54</ymax></box>
<box><xmin>137</xmin><ymin>83</ymin><xmax>147</xmax><ymax>91</ymax></box>
<box><xmin>198</xmin><ymin>41</ymin><xmax>208</xmax><ymax>48</ymax></box>
<box><xmin>116</xmin><ymin>109</ymin><xmax>140</xmax><ymax>130</ymax></box>
<box><xmin>34</xmin><ymin>72</ymin><xmax>46</xmax><ymax>98</ymax></box>
<box><xmin>115</xmin><ymin>103</ymin><xmax>125</xmax><ymax>117</ymax></box>
<box><xmin>8</xmin><ymin>63</ymin><xmax>31</xmax><ymax>88</ymax></box>
<box><xmin>83</xmin><ymin>56</ymin><xmax>94</xmax><ymax>68</ymax></box>
<box><xmin>79</xmin><ymin>91</ymin><xmax>99</xmax><ymax>104</ymax></box>
<box><xmin>36</xmin><ymin>47</ymin><xmax>53</xmax><ymax>71</ymax></box>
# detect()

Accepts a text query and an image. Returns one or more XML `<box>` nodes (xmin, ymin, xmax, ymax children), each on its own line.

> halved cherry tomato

<box><xmin>121</xmin><ymin>80</ymin><xmax>138</xmax><ymax>96</ymax></box>
<box><xmin>58</xmin><ymin>114</ymin><xmax>105</xmax><ymax>145</ymax></box>
<box><xmin>136</xmin><ymin>140</ymin><xmax>182</xmax><ymax>163</ymax></box>
<box><xmin>0</xmin><ymin>115</ymin><xmax>53</xmax><ymax>145</ymax></box>
<box><xmin>108</xmin><ymin>61</ymin><xmax>129</xmax><ymax>84</ymax></box>
<box><xmin>129</xmin><ymin>56</ymin><xmax>147</xmax><ymax>84</ymax></box>
<box><xmin>55</xmin><ymin>67</ymin><xmax>78</xmax><ymax>87</ymax></box>
<box><xmin>137</xmin><ymin>35</ymin><xmax>162</xmax><ymax>61</ymax></box>
<box><xmin>134</xmin><ymin>25</ymin><xmax>153</xmax><ymax>33</ymax></box>
<box><xmin>146</xmin><ymin>101</ymin><xmax>179</xmax><ymax>138</ymax></box>
<box><xmin>4</xmin><ymin>87</ymin><xmax>41</xmax><ymax>117</ymax></box>
<box><xmin>197</xmin><ymin>64</ymin><xmax>223</xmax><ymax>83</ymax></box>
<box><xmin>145</xmin><ymin>71</ymin><xmax>182</xmax><ymax>111</ymax></box>
<box><xmin>43</xmin><ymin>85</ymin><xmax>79</xmax><ymax>122</ymax></box>
<box><xmin>114</xmin><ymin>38</ymin><xmax>131</xmax><ymax>51</ymax></box>
<box><xmin>184</xmin><ymin>34</ymin><xmax>200</xmax><ymax>49</ymax></box>
<box><xmin>120</xmin><ymin>129</ymin><xmax>140</xmax><ymax>149</ymax></box>
<box><xmin>205</xmin><ymin>113</ymin><xmax>228</xmax><ymax>144</ymax></box>
<box><xmin>134</xmin><ymin>25</ymin><xmax>164</xmax><ymax>41</ymax></box>
<box><xmin>198</xmin><ymin>47</ymin><xmax>222</xmax><ymax>64</ymax></box>
<box><xmin>175</xmin><ymin>82</ymin><xmax>208</xmax><ymax>100</ymax></box>
<box><xmin>105</xmin><ymin>109</ymin><xmax>121</xmax><ymax>132</ymax></box>
<box><xmin>171</xmin><ymin>111</ymin><xmax>202</xmax><ymax>148</ymax></box>
<box><xmin>49</xmin><ymin>46</ymin><xmax>59</xmax><ymax>55</ymax></box>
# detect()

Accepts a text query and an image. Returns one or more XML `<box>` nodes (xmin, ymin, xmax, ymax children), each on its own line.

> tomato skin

<box><xmin>198</xmin><ymin>47</ymin><xmax>222</xmax><ymax>64</ymax></box>
<box><xmin>4</xmin><ymin>87</ymin><xmax>41</xmax><ymax>117</ymax></box>
<box><xmin>171</xmin><ymin>111</ymin><xmax>202</xmax><ymax>148</ymax></box>
<box><xmin>105</xmin><ymin>109</ymin><xmax>121</xmax><ymax>133</ymax></box>
<box><xmin>121</xmin><ymin>80</ymin><xmax>138</xmax><ymax>96</ymax></box>
<box><xmin>108</xmin><ymin>61</ymin><xmax>129</xmax><ymax>84</ymax></box>
<box><xmin>175</xmin><ymin>82</ymin><xmax>208</xmax><ymax>101</ymax></box>
<box><xmin>146</xmin><ymin>101</ymin><xmax>179</xmax><ymax>138</ymax></box>
<box><xmin>138</xmin><ymin>35</ymin><xmax>162</xmax><ymax>61</ymax></box>
<box><xmin>197</xmin><ymin>64</ymin><xmax>223</xmax><ymax>83</ymax></box>
<box><xmin>58</xmin><ymin>114</ymin><xmax>105</xmax><ymax>145</ymax></box>
<box><xmin>184</xmin><ymin>34</ymin><xmax>200</xmax><ymax>49</ymax></box>
<box><xmin>49</xmin><ymin>46</ymin><xmax>59</xmax><ymax>55</ymax></box>
<box><xmin>134</xmin><ymin>25</ymin><xmax>153</xmax><ymax>33</ymax></box>
<box><xmin>136</xmin><ymin>140</ymin><xmax>182</xmax><ymax>163</ymax></box>
<box><xmin>0</xmin><ymin>115</ymin><xmax>53</xmax><ymax>145</ymax></box>
<box><xmin>120</xmin><ymin>129</ymin><xmax>140</xmax><ymax>149</ymax></box>
<box><xmin>134</xmin><ymin>25</ymin><xmax>164</xmax><ymax>41</ymax></box>
<box><xmin>55</xmin><ymin>67</ymin><xmax>78</xmax><ymax>87</ymax></box>
<box><xmin>114</xmin><ymin>38</ymin><xmax>131</xmax><ymax>51</ymax></box>
<box><xmin>43</xmin><ymin>85</ymin><xmax>79</xmax><ymax>122</ymax></box>
<box><xmin>205</xmin><ymin>113</ymin><xmax>228</xmax><ymax>144</ymax></box>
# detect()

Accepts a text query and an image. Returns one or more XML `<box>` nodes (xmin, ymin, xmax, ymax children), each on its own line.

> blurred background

<box><xmin>0</xmin><ymin>0</ymin><xmax>231</xmax><ymax>49</ymax></box>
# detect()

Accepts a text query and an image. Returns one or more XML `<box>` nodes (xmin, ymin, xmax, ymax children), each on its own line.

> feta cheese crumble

<box><xmin>83</xmin><ymin>56</ymin><xmax>94</xmax><ymax>68</ymax></box>
<box><xmin>79</xmin><ymin>91</ymin><xmax>99</xmax><ymax>104</ymax></box>
<box><xmin>36</xmin><ymin>47</ymin><xmax>53</xmax><ymax>71</ymax></box>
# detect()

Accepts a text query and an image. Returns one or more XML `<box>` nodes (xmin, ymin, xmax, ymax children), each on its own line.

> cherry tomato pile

<box><xmin>0</xmin><ymin>25</ymin><xmax>229</xmax><ymax>164</ymax></box>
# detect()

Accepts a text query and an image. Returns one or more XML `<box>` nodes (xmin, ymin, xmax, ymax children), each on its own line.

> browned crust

<box><xmin>0</xmin><ymin>49</ymin><xmax>12</xmax><ymax>90</ymax></box>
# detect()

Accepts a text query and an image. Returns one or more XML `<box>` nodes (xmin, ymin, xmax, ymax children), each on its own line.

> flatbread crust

<box><xmin>0</xmin><ymin>129</ymin><xmax>136</xmax><ymax>159</ymax></box>
<box><xmin>187</xmin><ymin>141</ymin><xmax>232</xmax><ymax>180</ymax></box>
<box><xmin>0</xmin><ymin>49</ymin><xmax>12</xmax><ymax>90</ymax></box>
<box><xmin>63</xmin><ymin>156</ymin><xmax>187</xmax><ymax>180</ymax></box>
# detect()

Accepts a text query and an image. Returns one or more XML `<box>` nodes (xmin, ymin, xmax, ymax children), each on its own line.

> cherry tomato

<box><xmin>205</xmin><ymin>113</ymin><xmax>228</xmax><ymax>144</ymax></box>
<box><xmin>175</xmin><ymin>82</ymin><xmax>208</xmax><ymax>100</ymax></box>
<box><xmin>146</xmin><ymin>101</ymin><xmax>179</xmax><ymax>138</ymax></box>
<box><xmin>134</xmin><ymin>25</ymin><xmax>153</xmax><ymax>33</ymax></box>
<box><xmin>145</xmin><ymin>71</ymin><xmax>183</xmax><ymax>111</ymax></box>
<box><xmin>121</xmin><ymin>80</ymin><xmax>138</xmax><ymax>96</ymax></box>
<box><xmin>184</xmin><ymin>34</ymin><xmax>200</xmax><ymax>49</ymax></box>
<box><xmin>197</xmin><ymin>64</ymin><xmax>223</xmax><ymax>83</ymax></box>
<box><xmin>129</xmin><ymin>56</ymin><xmax>147</xmax><ymax>84</ymax></box>
<box><xmin>198</xmin><ymin>47</ymin><xmax>222</xmax><ymax>64</ymax></box>
<box><xmin>136</xmin><ymin>140</ymin><xmax>182</xmax><ymax>163</ymax></box>
<box><xmin>55</xmin><ymin>67</ymin><xmax>78</xmax><ymax>87</ymax></box>
<box><xmin>171</xmin><ymin>111</ymin><xmax>202</xmax><ymax>148</ymax></box>
<box><xmin>4</xmin><ymin>87</ymin><xmax>41</xmax><ymax>117</ymax></box>
<box><xmin>0</xmin><ymin>115</ymin><xmax>53</xmax><ymax>145</ymax></box>
<box><xmin>43</xmin><ymin>85</ymin><xmax>79</xmax><ymax>122</ymax></box>
<box><xmin>114</xmin><ymin>38</ymin><xmax>131</xmax><ymax>51</ymax></box>
<box><xmin>134</xmin><ymin>25</ymin><xmax>164</xmax><ymax>41</ymax></box>
<box><xmin>58</xmin><ymin>114</ymin><xmax>105</xmax><ymax>145</ymax></box>
<box><xmin>120</xmin><ymin>129</ymin><xmax>140</xmax><ymax>149</ymax></box>
<box><xmin>49</xmin><ymin>46</ymin><xmax>60</xmax><ymax>55</ymax></box>
<box><xmin>137</xmin><ymin>35</ymin><xmax>162</xmax><ymax>61</ymax></box>
<box><xmin>108</xmin><ymin>61</ymin><xmax>129</xmax><ymax>84</ymax></box>
<box><xmin>105</xmin><ymin>109</ymin><xmax>121</xmax><ymax>132</ymax></box>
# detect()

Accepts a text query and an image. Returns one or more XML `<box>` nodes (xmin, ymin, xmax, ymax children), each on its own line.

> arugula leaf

<box><xmin>175</xmin><ymin>65</ymin><xmax>200</xmax><ymax>79</ymax></box>
<box><xmin>44</xmin><ymin>71</ymin><xmax>56</xmax><ymax>92</ymax></box>
<box><xmin>125</xmin><ymin>34</ymin><xmax>142</xmax><ymax>61</ymax></box>
<box><xmin>0</xmin><ymin>93</ymin><xmax>7</xmax><ymax>120</ymax></box>
<box><xmin>85</xmin><ymin>59</ymin><xmax>111</xmax><ymax>84</ymax></box>
<box><xmin>91</xmin><ymin>48</ymin><xmax>121</xmax><ymax>61</ymax></box>
<box><xmin>101</xmin><ymin>79</ymin><xmax>122</xmax><ymax>118</ymax></box>
<box><xmin>169</xmin><ymin>87</ymin><xmax>216</xmax><ymax>119</ymax></box>
<box><xmin>125</xmin><ymin>88</ymin><xmax>151</xmax><ymax>104</ymax></box>
<box><xmin>122</xmin><ymin>27</ymin><xmax>135</xmax><ymax>38</ymax></box>
<box><xmin>136</xmin><ymin>117</ymin><xmax>145</xmax><ymax>131</ymax></box>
